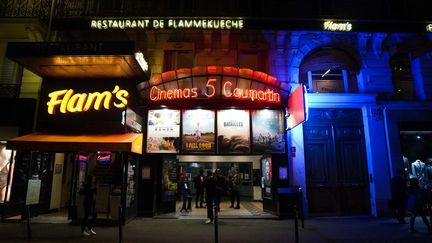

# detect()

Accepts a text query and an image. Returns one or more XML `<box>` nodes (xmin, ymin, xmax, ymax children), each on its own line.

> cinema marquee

<box><xmin>138</xmin><ymin>66</ymin><xmax>288</xmax><ymax>105</ymax></box>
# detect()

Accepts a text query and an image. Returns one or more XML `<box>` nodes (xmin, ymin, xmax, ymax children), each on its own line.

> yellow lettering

<box><xmin>60</xmin><ymin>90</ymin><xmax>74</xmax><ymax>113</ymax></box>
<box><xmin>47</xmin><ymin>89</ymin><xmax>67</xmax><ymax>114</ymax></box>
<box><xmin>47</xmin><ymin>85</ymin><xmax>129</xmax><ymax>115</ymax></box>
<box><xmin>114</xmin><ymin>89</ymin><xmax>128</xmax><ymax>108</ymax></box>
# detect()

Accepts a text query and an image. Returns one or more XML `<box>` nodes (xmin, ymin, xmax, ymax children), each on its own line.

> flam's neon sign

<box><xmin>150</xmin><ymin>78</ymin><xmax>281</xmax><ymax>103</ymax></box>
<box><xmin>47</xmin><ymin>85</ymin><xmax>129</xmax><ymax>114</ymax></box>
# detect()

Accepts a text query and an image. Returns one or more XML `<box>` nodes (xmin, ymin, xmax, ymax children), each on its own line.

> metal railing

<box><xmin>0</xmin><ymin>0</ymin><xmax>50</xmax><ymax>18</ymax></box>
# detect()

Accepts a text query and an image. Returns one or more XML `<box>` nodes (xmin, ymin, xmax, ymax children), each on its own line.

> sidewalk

<box><xmin>0</xmin><ymin>216</ymin><xmax>431</xmax><ymax>243</ymax></box>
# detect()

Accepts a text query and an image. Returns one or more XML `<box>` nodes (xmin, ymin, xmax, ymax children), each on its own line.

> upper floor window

<box><xmin>163</xmin><ymin>42</ymin><xmax>195</xmax><ymax>71</ymax></box>
<box><xmin>0</xmin><ymin>57</ymin><xmax>22</xmax><ymax>98</ymax></box>
<box><xmin>390</xmin><ymin>53</ymin><xmax>414</xmax><ymax>100</ymax></box>
<box><xmin>300</xmin><ymin>48</ymin><xmax>358</xmax><ymax>93</ymax></box>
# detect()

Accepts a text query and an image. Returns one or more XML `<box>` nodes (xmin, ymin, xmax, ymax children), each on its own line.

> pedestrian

<box><xmin>203</xmin><ymin>170</ymin><xmax>216</xmax><ymax>224</ymax></box>
<box><xmin>214</xmin><ymin>169</ymin><xmax>227</xmax><ymax>212</ymax></box>
<box><xmin>390</xmin><ymin>168</ymin><xmax>407</xmax><ymax>224</ymax></box>
<box><xmin>193</xmin><ymin>169</ymin><xmax>205</xmax><ymax>208</ymax></box>
<box><xmin>406</xmin><ymin>178</ymin><xmax>431</xmax><ymax>233</ymax></box>
<box><xmin>81</xmin><ymin>175</ymin><xmax>97</xmax><ymax>236</ymax></box>
<box><xmin>230</xmin><ymin>169</ymin><xmax>241</xmax><ymax>209</ymax></box>
<box><xmin>180</xmin><ymin>173</ymin><xmax>192</xmax><ymax>212</ymax></box>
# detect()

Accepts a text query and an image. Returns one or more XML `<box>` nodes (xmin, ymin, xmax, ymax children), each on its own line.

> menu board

<box><xmin>252</xmin><ymin>110</ymin><xmax>285</xmax><ymax>153</ymax></box>
<box><xmin>182</xmin><ymin>109</ymin><xmax>215</xmax><ymax>153</ymax></box>
<box><xmin>147</xmin><ymin>109</ymin><xmax>180</xmax><ymax>153</ymax></box>
<box><xmin>217</xmin><ymin>110</ymin><xmax>250</xmax><ymax>153</ymax></box>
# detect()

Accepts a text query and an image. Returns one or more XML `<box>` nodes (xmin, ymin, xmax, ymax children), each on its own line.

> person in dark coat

<box><xmin>406</xmin><ymin>178</ymin><xmax>431</xmax><ymax>233</ymax></box>
<box><xmin>203</xmin><ymin>170</ymin><xmax>216</xmax><ymax>224</ymax></box>
<box><xmin>214</xmin><ymin>169</ymin><xmax>227</xmax><ymax>212</ymax></box>
<box><xmin>81</xmin><ymin>175</ymin><xmax>97</xmax><ymax>236</ymax></box>
<box><xmin>193</xmin><ymin>169</ymin><xmax>205</xmax><ymax>208</ymax></box>
<box><xmin>390</xmin><ymin>168</ymin><xmax>407</xmax><ymax>224</ymax></box>
<box><xmin>180</xmin><ymin>173</ymin><xmax>192</xmax><ymax>212</ymax></box>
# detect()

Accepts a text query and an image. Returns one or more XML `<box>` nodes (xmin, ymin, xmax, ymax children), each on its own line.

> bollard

<box><xmin>26</xmin><ymin>205</ymin><xmax>32</xmax><ymax>241</ymax></box>
<box><xmin>294</xmin><ymin>205</ymin><xmax>299</xmax><ymax>243</ymax></box>
<box><xmin>118</xmin><ymin>205</ymin><xmax>123</xmax><ymax>243</ymax></box>
<box><xmin>214</xmin><ymin>205</ymin><xmax>218</xmax><ymax>243</ymax></box>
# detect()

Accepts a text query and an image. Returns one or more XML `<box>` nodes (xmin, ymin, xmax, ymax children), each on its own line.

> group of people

<box><xmin>390</xmin><ymin>168</ymin><xmax>432</xmax><ymax>233</ymax></box>
<box><xmin>188</xmin><ymin>168</ymin><xmax>242</xmax><ymax>224</ymax></box>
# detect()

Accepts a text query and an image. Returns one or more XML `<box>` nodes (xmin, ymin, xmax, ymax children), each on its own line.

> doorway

<box><xmin>303</xmin><ymin>108</ymin><xmax>370</xmax><ymax>216</ymax></box>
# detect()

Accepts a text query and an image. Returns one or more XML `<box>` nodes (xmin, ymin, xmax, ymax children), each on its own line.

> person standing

<box><xmin>230</xmin><ymin>169</ymin><xmax>241</xmax><ymax>209</ymax></box>
<box><xmin>180</xmin><ymin>173</ymin><xmax>192</xmax><ymax>212</ymax></box>
<box><xmin>203</xmin><ymin>170</ymin><xmax>216</xmax><ymax>224</ymax></box>
<box><xmin>81</xmin><ymin>175</ymin><xmax>97</xmax><ymax>236</ymax></box>
<box><xmin>390</xmin><ymin>168</ymin><xmax>407</xmax><ymax>224</ymax></box>
<box><xmin>193</xmin><ymin>169</ymin><xmax>205</xmax><ymax>208</ymax></box>
<box><xmin>214</xmin><ymin>169</ymin><xmax>227</xmax><ymax>212</ymax></box>
<box><xmin>406</xmin><ymin>178</ymin><xmax>431</xmax><ymax>233</ymax></box>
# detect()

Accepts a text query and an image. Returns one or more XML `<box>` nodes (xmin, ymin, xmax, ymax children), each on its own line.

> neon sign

<box><xmin>427</xmin><ymin>24</ymin><xmax>432</xmax><ymax>32</ymax></box>
<box><xmin>149</xmin><ymin>79</ymin><xmax>280</xmax><ymax>103</ymax></box>
<box><xmin>91</xmin><ymin>18</ymin><xmax>244</xmax><ymax>30</ymax></box>
<box><xmin>323</xmin><ymin>21</ymin><xmax>352</xmax><ymax>32</ymax></box>
<box><xmin>47</xmin><ymin>85</ymin><xmax>128</xmax><ymax>114</ymax></box>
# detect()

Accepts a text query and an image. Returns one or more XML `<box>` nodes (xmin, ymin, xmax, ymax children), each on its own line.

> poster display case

<box><xmin>252</xmin><ymin>110</ymin><xmax>285</xmax><ymax>153</ymax></box>
<box><xmin>217</xmin><ymin>109</ymin><xmax>251</xmax><ymax>153</ymax></box>
<box><xmin>261</xmin><ymin>155</ymin><xmax>273</xmax><ymax>199</ymax></box>
<box><xmin>147</xmin><ymin>109</ymin><xmax>180</xmax><ymax>153</ymax></box>
<box><xmin>182</xmin><ymin>109</ymin><xmax>215</xmax><ymax>153</ymax></box>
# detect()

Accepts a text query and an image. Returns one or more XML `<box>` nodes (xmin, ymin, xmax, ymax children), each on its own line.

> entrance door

<box><xmin>304</xmin><ymin>108</ymin><xmax>370</xmax><ymax>216</ymax></box>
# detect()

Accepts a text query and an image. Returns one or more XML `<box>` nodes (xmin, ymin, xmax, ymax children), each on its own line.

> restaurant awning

<box><xmin>6</xmin><ymin>41</ymin><xmax>150</xmax><ymax>80</ymax></box>
<box><xmin>6</xmin><ymin>133</ymin><xmax>143</xmax><ymax>154</ymax></box>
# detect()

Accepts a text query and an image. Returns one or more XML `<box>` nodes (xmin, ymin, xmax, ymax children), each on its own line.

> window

<box><xmin>390</xmin><ymin>54</ymin><xmax>414</xmax><ymax>100</ymax></box>
<box><xmin>300</xmin><ymin>48</ymin><xmax>358</xmax><ymax>93</ymax></box>
<box><xmin>163</xmin><ymin>50</ymin><xmax>194</xmax><ymax>71</ymax></box>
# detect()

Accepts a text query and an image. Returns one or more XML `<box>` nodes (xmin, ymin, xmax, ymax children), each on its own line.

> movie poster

<box><xmin>147</xmin><ymin>109</ymin><xmax>180</xmax><ymax>153</ymax></box>
<box><xmin>217</xmin><ymin>110</ymin><xmax>250</xmax><ymax>153</ymax></box>
<box><xmin>261</xmin><ymin>155</ymin><xmax>272</xmax><ymax>199</ymax></box>
<box><xmin>252</xmin><ymin>110</ymin><xmax>285</xmax><ymax>153</ymax></box>
<box><xmin>182</xmin><ymin>109</ymin><xmax>215</xmax><ymax>153</ymax></box>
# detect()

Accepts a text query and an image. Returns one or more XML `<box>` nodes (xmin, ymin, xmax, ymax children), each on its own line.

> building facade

<box><xmin>1</xmin><ymin>0</ymin><xmax>432</xmax><ymax>219</ymax></box>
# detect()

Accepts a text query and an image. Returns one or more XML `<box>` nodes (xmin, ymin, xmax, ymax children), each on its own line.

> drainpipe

<box><xmin>382</xmin><ymin>104</ymin><xmax>394</xmax><ymax>178</ymax></box>
<box><xmin>45</xmin><ymin>0</ymin><xmax>57</xmax><ymax>41</ymax></box>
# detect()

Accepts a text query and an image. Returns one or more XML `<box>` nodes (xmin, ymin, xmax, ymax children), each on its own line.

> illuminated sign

<box><xmin>427</xmin><ymin>24</ymin><xmax>432</xmax><ymax>32</ymax></box>
<box><xmin>134</xmin><ymin>52</ymin><xmax>148</xmax><ymax>72</ymax></box>
<box><xmin>91</xmin><ymin>18</ymin><xmax>244</xmax><ymax>30</ymax></box>
<box><xmin>323</xmin><ymin>21</ymin><xmax>352</xmax><ymax>32</ymax></box>
<box><xmin>286</xmin><ymin>84</ymin><xmax>308</xmax><ymax>130</ymax></box>
<box><xmin>149</xmin><ymin>79</ymin><xmax>280</xmax><ymax>103</ymax></box>
<box><xmin>47</xmin><ymin>85</ymin><xmax>128</xmax><ymax>114</ymax></box>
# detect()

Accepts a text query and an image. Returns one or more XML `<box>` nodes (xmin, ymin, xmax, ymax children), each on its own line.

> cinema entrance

<box><xmin>136</xmin><ymin>66</ymin><xmax>304</xmax><ymax>219</ymax></box>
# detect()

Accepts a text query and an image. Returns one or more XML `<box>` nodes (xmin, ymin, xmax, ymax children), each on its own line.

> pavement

<box><xmin>0</xmin><ymin>216</ymin><xmax>431</xmax><ymax>243</ymax></box>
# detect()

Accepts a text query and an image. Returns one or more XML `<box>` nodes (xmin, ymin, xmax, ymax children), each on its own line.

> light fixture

<box><xmin>321</xmin><ymin>69</ymin><xmax>331</xmax><ymax>78</ymax></box>
<box><xmin>135</xmin><ymin>52</ymin><xmax>149</xmax><ymax>72</ymax></box>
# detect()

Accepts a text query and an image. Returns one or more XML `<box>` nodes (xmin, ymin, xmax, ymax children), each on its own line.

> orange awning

<box><xmin>6</xmin><ymin>133</ymin><xmax>143</xmax><ymax>154</ymax></box>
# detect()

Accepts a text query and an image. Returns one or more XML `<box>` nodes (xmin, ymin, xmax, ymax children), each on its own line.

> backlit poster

<box><xmin>217</xmin><ymin>110</ymin><xmax>250</xmax><ymax>153</ymax></box>
<box><xmin>182</xmin><ymin>110</ymin><xmax>215</xmax><ymax>153</ymax></box>
<box><xmin>0</xmin><ymin>144</ymin><xmax>14</xmax><ymax>203</ymax></box>
<box><xmin>147</xmin><ymin>109</ymin><xmax>180</xmax><ymax>153</ymax></box>
<box><xmin>252</xmin><ymin>110</ymin><xmax>285</xmax><ymax>153</ymax></box>
<box><xmin>261</xmin><ymin>155</ymin><xmax>272</xmax><ymax>199</ymax></box>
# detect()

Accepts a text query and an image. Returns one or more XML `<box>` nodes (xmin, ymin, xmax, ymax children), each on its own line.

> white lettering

<box><xmin>323</xmin><ymin>21</ymin><xmax>352</xmax><ymax>32</ymax></box>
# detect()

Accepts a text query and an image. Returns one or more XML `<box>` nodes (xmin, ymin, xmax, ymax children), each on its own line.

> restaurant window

<box><xmin>299</xmin><ymin>48</ymin><xmax>358</xmax><ymax>93</ymax></box>
<box><xmin>390</xmin><ymin>53</ymin><xmax>414</xmax><ymax>100</ymax></box>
